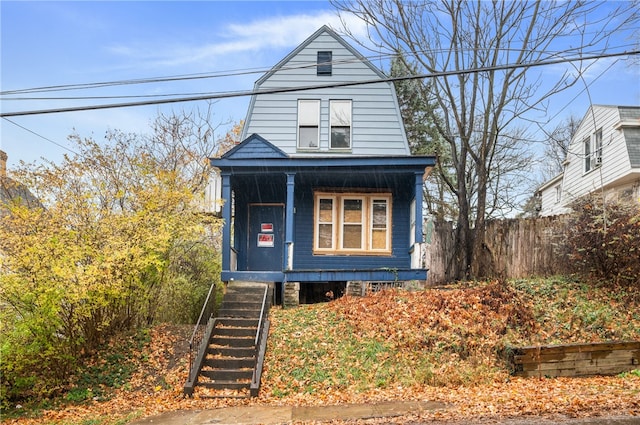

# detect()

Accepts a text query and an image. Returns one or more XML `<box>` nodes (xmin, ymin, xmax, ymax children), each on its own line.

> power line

<box><xmin>1</xmin><ymin>91</ymin><xmax>225</xmax><ymax>101</ymax></box>
<box><xmin>2</xmin><ymin>117</ymin><xmax>79</xmax><ymax>155</ymax></box>
<box><xmin>0</xmin><ymin>55</ymin><xmax>395</xmax><ymax>96</ymax></box>
<box><xmin>2</xmin><ymin>43</ymin><xmax>635</xmax><ymax>97</ymax></box>
<box><xmin>2</xmin><ymin>49</ymin><xmax>638</xmax><ymax>118</ymax></box>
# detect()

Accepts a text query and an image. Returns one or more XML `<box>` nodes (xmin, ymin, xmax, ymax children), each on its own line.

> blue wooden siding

<box><xmin>230</xmin><ymin>172</ymin><xmax>414</xmax><ymax>273</ymax></box>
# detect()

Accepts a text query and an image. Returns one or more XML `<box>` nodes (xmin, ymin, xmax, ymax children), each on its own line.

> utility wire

<box><xmin>2</xmin><ymin>117</ymin><xmax>79</xmax><ymax>155</ymax></box>
<box><xmin>2</xmin><ymin>43</ymin><xmax>636</xmax><ymax>97</ymax></box>
<box><xmin>2</xmin><ymin>49</ymin><xmax>639</xmax><ymax>118</ymax></box>
<box><xmin>0</xmin><ymin>56</ymin><xmax>391</xmax><ymax>96</ymax></box>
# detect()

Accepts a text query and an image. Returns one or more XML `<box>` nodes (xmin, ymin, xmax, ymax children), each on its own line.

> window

<box><xmin>555</xmin><ymin>185</ymin><xmax>562</xmax><ymax>203</ymax></box>
<box><xmin>330</xmin><ymin>100</ymin><xmax>352</xmax><ymax>149</ymax></box>
<box><xmin>317</xmin><ymin>51</ymin><xmax>332</xmax><ymax>76</ymax></box>
<box><xmin>371</xmin><ymin>199</ymin><xmax>389</xmax><ymax>250</ymax></box>
<box><xmin>594</xmin><ymin>128</ymin><xmax>603</xmax><ymax>163</ymax></box>
<box><xmin>342</xmin><ymin>198</ymin><xmax>364</xmax><ymax>249</ymax></box>
<box><xmin>584</xmin><ymin>128</ymin><xmax>603</xmax><ymax>173</ymax></box>
<box><xmin>314</xmin><ymin>192</ymin><xmax>391</xmax><ymax>254</ymax></box>
<box><xmin>298</xmin><ymin>100</ymin><xmax>320</xmax><ymax>149</ymax></box>
<box><xmin>584</xmin><ymin>137</ymin><xmax>591</xmax><ymax>173</ymax></box>
<box><xmin>317</xmin><ymin>197</ymin><xmax>335</xmax><ymax>249</ymax></box>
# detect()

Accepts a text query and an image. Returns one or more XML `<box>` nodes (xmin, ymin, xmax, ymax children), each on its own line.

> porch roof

<box><xmin>210</xmin><ymin>133</ymin><xmax>436</xmax><ymax>175</ymax></box>
<box><xmin>210</xmin><ymin>155</ymin><xmax>436</xmax><ymax>175</ymax></box>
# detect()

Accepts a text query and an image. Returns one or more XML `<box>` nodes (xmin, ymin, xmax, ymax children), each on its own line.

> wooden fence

<box><xmin>426</xmin><ymin>216</ymin><xmax>572</xmax><ymax>284</ymax></box>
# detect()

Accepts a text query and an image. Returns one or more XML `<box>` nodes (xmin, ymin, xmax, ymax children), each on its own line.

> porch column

<box><xmin>221</xmin><ymin>171</ymin><xmax>232</xmax><ymax>273</ymax></box>
<box><xmin>411</xmin><ymin>172</ymin><xmax>426</xmax><ymax>270</ymax></box>
<box><xmin>414</xmin><ymin>172</ymin><xmax>424</xmax><ymax>244</ymax></box>
<box><xmin>284</xmin><ymin>172</ymin><xmax>296</xmax><ymax>271</ymax></box>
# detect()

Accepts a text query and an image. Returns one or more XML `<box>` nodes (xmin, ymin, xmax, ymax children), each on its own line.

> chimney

<box><xmin>0</xmin><ymin>150</ymin><xmax>7</xmax><ymax>178</ymax></box>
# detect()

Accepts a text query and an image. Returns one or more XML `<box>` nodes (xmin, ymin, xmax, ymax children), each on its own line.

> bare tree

<box><xmin>332</xmin><ymin>0</ymin><xmax>639</xmax><ymax>280</ymax></box>
<box><xmin>541</xmin><ymin>115</ymin><xmax>580</xmax><ymax>180</ymax></box>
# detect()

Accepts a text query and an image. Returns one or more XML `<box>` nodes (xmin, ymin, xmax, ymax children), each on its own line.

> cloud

<box><xmin>106</xmin><ymin>10</ymin><xmax>370</xmax><ymax>69</ymax></box>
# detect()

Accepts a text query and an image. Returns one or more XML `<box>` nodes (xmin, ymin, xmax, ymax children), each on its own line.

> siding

<box><xmin>618</xmin><ymin>107</ymin><xmax>640</xmax><ymax>168</ymax></box>
<box><xmin>624</xmin><ymin>127</ymin><xmax>640</xmax><ymax>168</ymax></box>
<box><xmin>538</xmin><ymin>176</ymin><xmax>570</xmax><ymax>217</ymax></box>
<box><xmin>291</xmin><ymin>175</ymin><xmax>413</xmax><ymax>270</ymax></box>
<box><xmin>559</xmin><ymin>105</ymin><xmax>632</xmax><ymax>207</ymax></box>
<box><xmin>242</xmin><ymin>28</ymin><xmax>410</xmax><ymax>157</ymax></box>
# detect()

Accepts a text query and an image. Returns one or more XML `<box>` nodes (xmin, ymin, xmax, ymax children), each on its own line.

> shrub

<box><xmin>566</xmin><ymin>195</ymin><xmax>640</xmax><ymax>286</ymax></box>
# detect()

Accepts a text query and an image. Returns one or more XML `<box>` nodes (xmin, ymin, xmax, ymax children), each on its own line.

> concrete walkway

<box><xmin>128</xmin><ymin>400</ymin><xmax>446</xmax><ymax>425</ymax></box>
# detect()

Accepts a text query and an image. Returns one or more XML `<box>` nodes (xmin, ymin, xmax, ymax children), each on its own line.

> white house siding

<box><xmin>560</xmin><ymin>105</ymin><xmax>632</xmax><ymax>206</ymax></box>
<box><xmin>538</xmin><ymin>174</ymin><xmax>570</xmax><ymax>217</ymax></box>
<box><xmin>242</xmin><ymin>28</ymin><xmax>410</xmax><ymax>156</ymax></box>
<box><xmin>538</xmin><ymin>105</ymin><xmax>640</xmax><ymax>216</ymax></box>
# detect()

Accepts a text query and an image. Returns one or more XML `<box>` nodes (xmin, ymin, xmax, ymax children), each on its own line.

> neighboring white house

<box><xmin>536</xmin><ymin>105</ymin><xmax>640</xmax><ymax>216</ymax></box>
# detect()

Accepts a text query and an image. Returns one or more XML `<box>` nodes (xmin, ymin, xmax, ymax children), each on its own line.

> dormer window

<box><xmin>317</xmin><ymin>51</ymin><xmax>332</xmax><ymax>76</ymax></box>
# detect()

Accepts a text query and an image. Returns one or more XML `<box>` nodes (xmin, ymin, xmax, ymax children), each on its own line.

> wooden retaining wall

<box><xmin>509</xmin><ymin>341</ymin><xmax>640</xmax><ymax>378</ymax></box>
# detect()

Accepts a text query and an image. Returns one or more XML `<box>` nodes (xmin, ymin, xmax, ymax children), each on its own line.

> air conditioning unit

<box><xmin>595</xmin><ymin>156</ymin><xmax>602</xmax><ymax>166</ymax></box>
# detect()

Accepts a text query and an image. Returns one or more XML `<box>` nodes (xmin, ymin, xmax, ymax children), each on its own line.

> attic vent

<box><xmin>317</xmin><ymin>51</ymin><xmax>332</xmax><ymax>76</ymax></box>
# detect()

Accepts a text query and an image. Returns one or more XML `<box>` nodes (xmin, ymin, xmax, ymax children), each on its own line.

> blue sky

<box><xmin>1</xmin><ymin>1</ymin><xmax>639</xmax><ymax>170</ymax></box>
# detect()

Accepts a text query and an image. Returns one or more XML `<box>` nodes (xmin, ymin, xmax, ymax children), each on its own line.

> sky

<box><xmin>1</xmin><ymin>1</ymin><xmax>639</xmax><ymax>173</ymax></box>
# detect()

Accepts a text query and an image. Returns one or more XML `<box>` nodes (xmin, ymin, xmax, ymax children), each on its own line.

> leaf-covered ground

<box><xmin>4</xmin><ymin>278</ymin><xmax>640</xmax><ymax>424</ymax></box>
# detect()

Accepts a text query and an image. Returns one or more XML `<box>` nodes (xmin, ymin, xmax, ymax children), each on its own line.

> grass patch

<box><xmin>263</xmin><ymin>278</ymin><xmax>640</xmax><ymax>397</ymax></box>
<box><xmin>3</xmin><ymin>329</ymin><xmax>151</xmax><ymax>421</ymax></box>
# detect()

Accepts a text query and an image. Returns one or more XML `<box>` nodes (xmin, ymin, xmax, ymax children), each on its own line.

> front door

<box><xmin>248</xmin><ymin>204</ymin><xmax>284</xmax><ymax>271</ymax></box>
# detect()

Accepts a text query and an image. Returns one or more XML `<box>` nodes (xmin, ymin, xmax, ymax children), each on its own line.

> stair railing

<box><xmin>185</xmin><ymin>282</ymin><xmax>218</xmax><ymax>391</ymax></box>
<box><xmin>255</xmin><ymin>284</ymin><xmax>268</xmax><ymax>347</ymax></box>
<box><xmin>250</xmin><ymin>283</ymin><xmax>271</xmax><ymax>396</ymax></box>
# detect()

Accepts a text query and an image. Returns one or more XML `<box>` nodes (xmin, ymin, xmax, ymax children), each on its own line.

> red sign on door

<box><xmin>261</xmin><ymin>223</ymin><xmax>273</xmax><ymax>232</ymax></box>
<box><xmin>257</xmin><ymin>233</ymin><xmax>274</xmax><ymax>247</ymax></box>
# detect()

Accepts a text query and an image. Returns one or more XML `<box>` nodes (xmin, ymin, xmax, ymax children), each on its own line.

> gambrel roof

<box><xmin>253</xmin><ymin>25</ymin><xmax>386</xmax><ymax>86</ymax></box>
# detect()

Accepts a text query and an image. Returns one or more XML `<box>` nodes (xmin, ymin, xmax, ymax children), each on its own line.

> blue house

<box><xmin>210</xmin><ymin>26</ymin><xmax>436</xmax><ymax>304</ymax></box>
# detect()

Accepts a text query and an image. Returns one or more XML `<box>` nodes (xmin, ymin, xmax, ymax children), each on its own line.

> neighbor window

<box><xmin>330</xmin><ymin>100</ymin><xmax>352</xmax><ymax>149</ymax></box>
<box><xmin>298</xmin><ymin>100</ymin><xmax>320</xmax><ymax>149</ymax></box>
<box><xmin>584</xmin><ymin>137</ymin><xmax>591</xmax><ymax>173</ymax></box>
<box><xmin>584</xmin><ymin>128</ymin><xmax>603</xmax><ymax>172</ymax></box>
<box><xmin>314</xmin><ymin>191</ymin><xmax>391</xmax><ymax>254</ymax></box>
<box><xmin>555</xmin><ymin>185</ymin><xmax>562</xmax><ymax>203</ymax></box>
<box><xmin>594</xmin><ymin>128</ymin><xmax>603</xmax><ymax>163</ymax></box>
<box><xmin>317</xmin><ymin>51</ymin><xmax>332</xmax><ymax>76</ymax></box>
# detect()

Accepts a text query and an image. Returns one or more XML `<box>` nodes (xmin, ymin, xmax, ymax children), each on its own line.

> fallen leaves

<box><xmin>5</xmin><ymin>279</ymin><xmax>640</xmax><ymax>424</ymax></box>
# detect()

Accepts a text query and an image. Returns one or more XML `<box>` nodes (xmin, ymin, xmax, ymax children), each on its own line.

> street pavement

<box><xmin>128</xmin><ymin>400</ymin><xmax>443</xmax><ymax>424</ymax></box>
<box><xmin>128</xmin><ymin>401</ymin><xmax>640</xmax><ymax>425</ymax></box>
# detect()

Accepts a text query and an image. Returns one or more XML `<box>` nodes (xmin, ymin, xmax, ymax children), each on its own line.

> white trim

<box><xmin>313</xmin><ymin>191</ymin><xmax>392</xmax><ymax>255</ymax></box>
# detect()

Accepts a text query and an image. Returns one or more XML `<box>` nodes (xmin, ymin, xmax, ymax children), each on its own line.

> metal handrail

<box><xmin>250</xmin><ymin>284</ymin><xmax>270</xmax><ymax>395</ymax></box>
<box><xmin>187</xmin><ymin>282</ymin><xmax>218</xmax><ymax>383</ymax></box>
<box><xmin>254</xmin><ymin>284</ymin><xmax>268</xmax><ymax>347</ymax></box>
